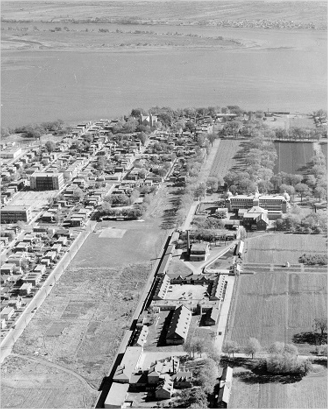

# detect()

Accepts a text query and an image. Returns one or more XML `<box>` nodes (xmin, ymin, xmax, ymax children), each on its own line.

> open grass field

<box><xmin>274</xmin><ymin>141</ymin><xmax>314</xmax><ymax>174</ymax></box>
<box><xmin>227</xmin><ymin>272</ymin><xmax>327</xmax><ymax>353</ymax></box>
<box><xmin>244</xmin><ymin>233</ymin><xmax>327</xmax><ymax>265</ymax></box>
<box><xmin>210</xmin><ymin>139</ymin><xmax>241</xmax><ymax>179</ymax></box>
<box><xmin>229</xmin><ymin>364</ymin><xmax>327</xmax><ymax>408</ymax></box>
<box><xmin>71</xmin><ymin>219</ymin><xmax>167</xmax><ymax>268</ymax></box>
<box><xmin>1</xmin><ymin>355</ymin><xmax>97</xmax><ymax>408</ymax></box>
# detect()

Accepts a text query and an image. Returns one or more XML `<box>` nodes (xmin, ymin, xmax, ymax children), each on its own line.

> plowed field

<box><xmin>227</xmin><ymin>272</ymin><xmax>327</xmax><ymax>351</ymax></box>
<box><xmin>274</xmin><ymin>142</ymin><xmax>314</xmax><ymax>174</ymax></box>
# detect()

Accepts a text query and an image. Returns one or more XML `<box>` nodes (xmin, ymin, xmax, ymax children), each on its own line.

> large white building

<box><xmin>225</xmin><ymin>188</ymin><xmax>290</xmax><ymax>214</ymax></box>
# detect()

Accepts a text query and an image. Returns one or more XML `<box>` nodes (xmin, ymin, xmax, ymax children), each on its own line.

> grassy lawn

<box><xmin>71</xmin><ymin>219</ymin><xmax>167</xmax><ymax>268</ymax></box>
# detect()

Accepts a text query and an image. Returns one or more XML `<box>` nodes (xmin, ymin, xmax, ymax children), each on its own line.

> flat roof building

<box><xmin>0</xmin><ymin>205</ymin><xmax>32</xmax><ymax>224</ymax></box>
<box><xmin>112</xmin><ymin>346</ymin><xmax>143</xmax><ymax>383</ymax></box>
<box><xmin>30</xmin><ymin>172</ymin><xmax>64</xmax><ymax>191</ymax></box>
<box><xmin>226</xmin><ymin>189</ymin><xmax>289</xmax><ymax>213</ymax></box>
<box><xmin>104</xmin><ymin>382</ymin><xmax>129</xmax><ymax>409</ymax></box>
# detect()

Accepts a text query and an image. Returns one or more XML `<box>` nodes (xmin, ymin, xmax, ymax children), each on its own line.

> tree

<box><xmin>194</xmin><ymin>183</ymin><xmax>206</xmax><ymax>200</ymax></box>
<box><xmin>136</xmin><ymin>132</ymin><xmax>148</xmax><ymax>146</ymax></box>
<box><xmin>314</xmin><ymin>317</ymin><xmax>327</xmax><ymax>337</ymax></box>
<box><xmin>244</xmin><ymin>337</ymin><xmax>261</xmax><ymax>358</ymax></box>
<box><xmin>198</xmin><ymin>358</ymin><xmax>218</xmax><ymax>394</ymax></box>
<box><xmin>284</xmin><ymin>343</ymin><xmax>298</xmax><ymax>356</ymax></box>
<box><xmin>206</xmin><ymin>177</ymin><xmax>219</xmax><ymax>192</ymax></box>
<box><xmin>72</xmin><ymin>187</ymin><xmax>84</xmax><ymax>201</ymax></box>
<box><xmin>268</xmin><ymin>342</ymin><xmax>285</xmax><ymax>355</ymax></box>
<box><xmin>295</xmin><ymin>183</ymin><xmax>310</xmax><ymax>202</ymax></box>
<box><xmin>1</xmin><ymin>127</ymin><xmax>11</xmax><ymax>137</ymax></box>
<box><xmin>314</xmin><ymin>186</ymin><xmax>327</xmax><ymax>201</ymax></box>
<box><xmin>222</xmin><ymin>340</ymin><xmax>239</xmax><ymax>357</ymax></box>
<box><xmin>207</xmin><ymin>133</ymin><xmax>217</xmax><ymax>146</ymax></box>
<box><xmin>280</xmin><ymin>184</ymin><xmax>295</xmax><ymax>198</ymax></box>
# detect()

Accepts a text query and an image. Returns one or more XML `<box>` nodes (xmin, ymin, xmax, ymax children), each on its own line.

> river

<box><xmin>1</xmin><ymin>28</ymin><xmax>326</xmax><ymax>127</ymax></box>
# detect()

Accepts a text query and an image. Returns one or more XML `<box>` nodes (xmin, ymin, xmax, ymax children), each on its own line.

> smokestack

<box><xmin>187</xmin><ymin>230</ymin><xmax>190</xmax><ymax>255</ymax></box>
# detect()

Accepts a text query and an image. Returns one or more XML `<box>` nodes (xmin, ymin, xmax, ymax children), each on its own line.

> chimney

<box><xmin>186</xmin><ymin>230</ymin><xmax>190</xmax><ymax>256</ymax></box>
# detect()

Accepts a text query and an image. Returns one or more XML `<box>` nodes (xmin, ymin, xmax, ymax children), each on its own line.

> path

<box><xmin>9</xmin><ymin>353</ymin><xmax>97</xmax><ymax>390</ymax></box>
<box><xmin>222</xmin><ymin>351</ymin><xmax>327</xmax><ymax>361</ymax></box>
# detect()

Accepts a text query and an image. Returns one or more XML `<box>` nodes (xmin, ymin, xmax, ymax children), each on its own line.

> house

<box><xmin>189</xmin><ymin>243</ymin><xmax>209</xmax><ymax>262</ymax></box>
<box><xmin>14</xmin><ymin>241</ymin><xmax>30</xmax><ymax>253</ymax></box>
<box><xmin>22</xmin><ymin>273</ymin><xmax>42</xmax><ymax>286</ymax></box>
<box><xmin>215</xmin><ymin>366</ymin><xmax>233</xmax><ymax>408</ymax></box>
<box><xmin>242</xmin><ymin>206</ymin><xmax>269</xmax><ymax>231</ymax></box>
<box><xmin>1</xmin><ymin>306</ymin><xmax>15</xmax><ymax>320</ymax></box>
<box><xmin>33</xmin><ymin>264</ymin><xmax>47</xmax><ymax>275</ymax></box>
<box><xmin>148</xmin><ymin>356</ymin><xmax>180</xmax><ymax>384</ymax></box>
<box><xmin>204</xmin><ymin>304</ymin><xmax>221</xmax><ymax>326</ymax></box>
<box><xmin>112</xmin><ymin>346</ymin><xmax>143</xmax><ymax>383</ymax></box>
<box><xmin>104</xmin><ymin>382</ymin><xmax>130</xmax><ymax>409</ymax></box>
<box><xmin>8</xmin><ymin>296</ymin><xmax>23</xmax><ymax>310</ymax></box>
<box><xmin>19</xmin><ymin>282</ymin><xmax>32</xmax><ymax>295</ymax></box>
<box><xmin>0</xmin><ymin>263</ymin><xmax>16</xmax><ymax>275</ymax></box>
<box><xmin>44</xmin><ymin>251</ymin><xmax>57</xmax><ymax>261</ymax></box>
<box><xmin>155</xmin><ymin>375</ymin><xmax>174</xmax><ymax>400</ymax></box>
<box><xmin>172</xmin><ymin>371</ymin><xmax>192</xmax><ymax>388</ymax></box>
<box><xmin>166</xmin><ymin>305</ymin><xmax>192</xmax><ymax>345</ymax></box>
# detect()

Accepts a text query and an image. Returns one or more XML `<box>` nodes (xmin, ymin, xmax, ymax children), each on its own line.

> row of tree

<box><xmin>274</xmin><ymin>210</ymin><xmax>326</xmax><ymax>233</ymax></box>
<box><xmin>223</xmin><ymin>135</ymin><xmax>277</xmax><ymax>194</ymax></box>
<box><xmin>1</xmin><ymin>119</ymin><xmax>68</xmax><ymax>139</ymax></box>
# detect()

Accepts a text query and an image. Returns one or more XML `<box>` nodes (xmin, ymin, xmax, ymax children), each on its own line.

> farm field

<box><xmin>244</xmin><ymin>233</ymin><xmax>327</xmax><ymax>265</ymax></box>
<box><xmin>274</xmin><ymin>141</ymin><xmax>314</xmax><ymax>174</ymax></box>
<box><xmin>229</xmin><ymin>364</ymin><xmax>327</xmax><ymax>408</ymax></box>
<box><xmin>210</xmin><ymin>139</ymin><xmax>241</xmax><ymax>179</ymax></box>
<box><xmin>227</xmin><ymin>272</ymin><xmax>327</xmax><ymax>352</ymax></box>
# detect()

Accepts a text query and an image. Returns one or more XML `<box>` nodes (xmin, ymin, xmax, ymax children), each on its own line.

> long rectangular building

<box><xmin>0</xmin><ymin>205</ymin><xmax>32</xmax><ymax>224</ymax></box>
<box><xmin>226</xmin><ymin>192</ymin><xmax>289</xmax><ymax>213</ymax></box>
